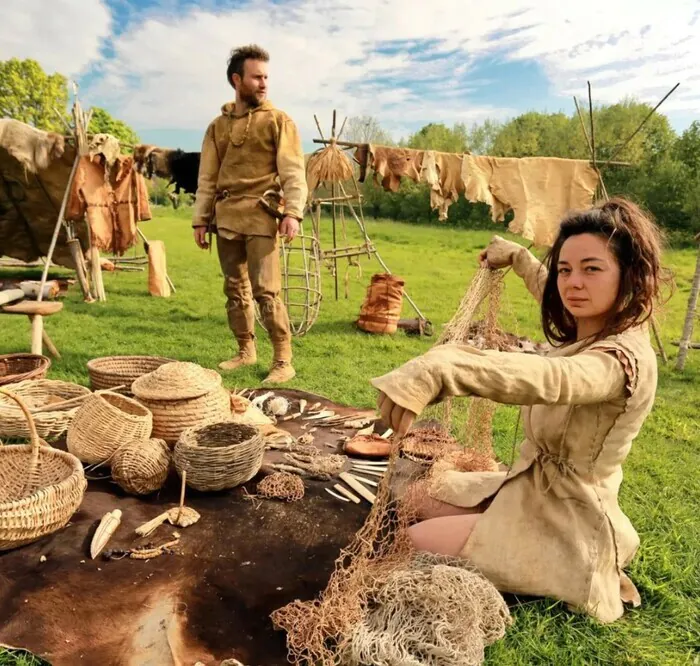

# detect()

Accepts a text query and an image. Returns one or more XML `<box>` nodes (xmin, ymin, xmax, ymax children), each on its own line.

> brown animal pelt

<box><xmin>133</xmin><ymin>143</ymin><xmax>158</xmax><ymax>175</ymax></box>
<box><xmin>0</xmin><ymin>118</ymin><xmax>65</xmax><ymax>174</ymax></box>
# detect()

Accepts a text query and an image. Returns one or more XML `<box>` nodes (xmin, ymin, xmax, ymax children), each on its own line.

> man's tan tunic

<box><xmin>372</xmin><ymin>249</ymin><xmax>658</xmax><ymax>623</ymax></box>
<box><xmin>192</xmin><ymin>100</ymin><xmax>307</xmax><ymax>349</ymax></box>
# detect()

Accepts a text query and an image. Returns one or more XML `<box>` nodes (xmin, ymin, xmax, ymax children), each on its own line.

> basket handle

<box><xmin>0</xmin><ymin>387</ymin><xmax>43</xmax><ymax>497</ymax></box>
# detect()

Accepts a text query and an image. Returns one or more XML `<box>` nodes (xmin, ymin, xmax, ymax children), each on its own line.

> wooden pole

<box><xmin>602</xmin><ymin>82</ymin><xmax>680</xmax><ymax>167</ymax></box>
<box><xmin>36</xmin><ymin>152</ymin><xmax>81</xmax><ymax>303</ymax></box>
<box><xmin>67</xmin><ymin>238</ymin><xmax>95</xmax><ymax>301</ymax></box>
<box><xmin>29</xmin><ymin>315</ymin><xmax>43</xmax><ymax>355</ymax></box>
<box><xmin>331</xmin><ymin>110</ymin><xmax>339</xmax><ymax>300</ymax></box>
<box><xmin>676</xmin><ymin>242</ymin><xmax>700</xmax><ymax>371</ymax></box>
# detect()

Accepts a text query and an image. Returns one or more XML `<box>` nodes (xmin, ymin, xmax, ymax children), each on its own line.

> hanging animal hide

<box><xmin>0</xmin><ymin>119</ymin><xmax>65</xmax><ymax>174</ymax></box>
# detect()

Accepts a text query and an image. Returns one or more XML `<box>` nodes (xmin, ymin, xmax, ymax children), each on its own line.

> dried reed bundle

<box><xmin>306</xmin><ymin>144</ymin><xmax>354</xmax><ymax>193</ymax></box>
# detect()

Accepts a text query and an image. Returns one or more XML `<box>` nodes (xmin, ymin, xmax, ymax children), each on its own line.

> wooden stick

<box><xmin>313</xmin><ymin>138</ymin><xmax>365</xmax><ymax>148</ymax></box>
<box><xmin>67</xmin><ymin>238</ymin><xmax>94</xmax><ymax>302</ymax></box>
<box><xmin>603</xmin><ymin>82</ymin><xmax>681</xmax><ymax>167</ymax></box>
<box><xmin>37</xmin><ymin>152</ymin><xmax>81</xmax><ymax>303</ymax></box>
<box><xmin>176</xmin><ymin>470</ymin><xmax>186</xmax><ymax>523</ymax></box>
<box><xmin>350</xmin><ymin>468</ymin><xmax>385</xmax><ymax>478</ymax></box>
<box><xmin>588</xmin><ymin>81</ymin><xmax>597</xmax><ymax>173</ymax></box>
<box><xmin>313</xmin><ymin>115</ymin><xmax>326</xmax><ymax>142</ymax></box>
<box><xmin>650</xmin><ymin>316</ymin><xmax>668</xmax><ymax>365</ymax></box>
<box><xmin>42</xmin><ymin>330</ymin><xmax>61</xmax><ymax>359</ymax></box>
<box><xmin>325</xmin><ymin>487</ymin><xmax>350</xmax><ymax>502</ymax></box>
<box><xmin>676</xmin><ymin>243</ymin><xmax>700</xmax><ymax>371</ymax></box>
<box><xmin>347</xmin><ymin>472</ymin><xmax>379</xmax><ymax>487</ymax></box>
<box><xmin>332</xmin><ymin>483</ymin><xmax>360</xmax><ymax>504</ymax></box>
<box><xmin>339</xmin><ymin>472</ymin><xmax>376</xmax><ymax>504</ymax></box>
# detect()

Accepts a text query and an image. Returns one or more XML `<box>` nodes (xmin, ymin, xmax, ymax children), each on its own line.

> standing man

<box><xmin>192</xmin><ymin>44</ymin><xmax>307</xmax><ymax>384</ymax></box>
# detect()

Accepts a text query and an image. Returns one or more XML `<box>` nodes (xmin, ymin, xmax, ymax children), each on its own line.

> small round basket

<box><xmin>87</xmin><ymin>355</ymin><xmax>175</xmax><ymax>394</ymax></box>
<box><xmin>0</xmin><ymin>354</ymin><xmax>51</xmax><ymax>386</ymax></box>
<box><xmin>66</xmin><ymin>391</ymin><xmax>153</xmax><ymax>465</ymax></box>
<box><xmin>111</xmin><ymin>438</ymin><xmax>171</xmax><ymax>495</ymax></box>
<box><xmin>0</xmin><ymin>379</ymin><xmax>91</xmax><ymax>440</ymax></box>
<box><xmin>173</xmin><ymin>421</ymin><xmax>265</xmax><ymax>491</ymax></box>
<box><xmin>0</xmin><ymin>388</ymin><xmax>87</xmax><ymax>551</ymax></box>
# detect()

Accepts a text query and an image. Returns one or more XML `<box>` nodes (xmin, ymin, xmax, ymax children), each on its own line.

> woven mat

<box><xmin>0</xmin><ymin>388</ymin><xmax>418</xmax><ymax>666</ymax></box>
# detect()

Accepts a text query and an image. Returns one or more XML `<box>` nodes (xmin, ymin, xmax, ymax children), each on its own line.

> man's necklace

<box><xmin>229</xmin><ymin>109</ymin><xmax>253</xmax><ymax>147</ymax></box>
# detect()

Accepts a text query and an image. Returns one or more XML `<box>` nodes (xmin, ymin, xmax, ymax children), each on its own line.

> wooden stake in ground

<box><xmin>676</xmin><ymin>239</ymin><xmax>700</xmax><ymax>371</ymax></box>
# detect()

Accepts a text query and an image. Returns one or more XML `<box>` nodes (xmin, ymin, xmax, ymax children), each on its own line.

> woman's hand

<box><xmin>478</xmin><ymin>235</ymin><xmax>523</xmax><ymax>269</ymax></box>
<box><xmin>377</xmin><ymin>392</ymin><xmax>417</xmax><ymax>438</ymax></box>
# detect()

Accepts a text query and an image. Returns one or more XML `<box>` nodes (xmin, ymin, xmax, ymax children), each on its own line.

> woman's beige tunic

<box><xmin>371</xmin><ymin>251</ymin><xmax>658</xmax><ymax>623</ymax></box>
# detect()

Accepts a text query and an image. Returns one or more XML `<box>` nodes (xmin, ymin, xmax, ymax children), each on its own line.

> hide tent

<box><xmin>0</xmin><ymin>125</ymin><xmax>89</xmax><ymax>269</ymax></box>
<box><xmin>0</xmin><ymin>99</ymin><xmax>168</xmax><ymax>306</ymax></box>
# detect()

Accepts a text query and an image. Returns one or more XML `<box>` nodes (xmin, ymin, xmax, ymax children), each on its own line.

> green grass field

<box><xmin>1</xmin><ymin>207</ymin><xmax>699</xmax><ymax>665</ymax></box>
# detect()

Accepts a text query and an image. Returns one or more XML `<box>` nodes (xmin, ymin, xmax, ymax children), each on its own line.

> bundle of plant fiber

<box><xmin>306</xmin><ymin>144</ymin><xmax>354</xmax><ymax>194</ymax></box>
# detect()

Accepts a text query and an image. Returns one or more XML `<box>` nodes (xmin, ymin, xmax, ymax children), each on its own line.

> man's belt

<box><xmin>215</xmin><ymin>189</ymin><xmax>286</xmax><ymax>221</ymax></box>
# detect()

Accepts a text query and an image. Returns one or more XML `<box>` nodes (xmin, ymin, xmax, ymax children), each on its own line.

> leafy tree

<box><xmin>88</xmin><ymin>107</ymin><xmax>140</xmax><ymax>152</ymax></box>
<box><xmin>0</xmin><ymin>58</ymin><xmax>69</xmax><ymax>131</ymax></box>
<box><xmin>343</xmin><ymin>116</ymin><xmax>394</xmax><ymax>145</ymax></box>
<box><xmin>406</xmin><ymin>122</ymin><xmax>469</xmax><ymax>153</ymax></box>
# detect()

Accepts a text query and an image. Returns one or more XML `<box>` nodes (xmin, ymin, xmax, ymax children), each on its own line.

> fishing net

<box><xmin>270</xmin><ymin>265</ymin><xmax>514</xmax><ymax>665</ymax></box>
<box><xmin>256</xmin><ymin>472</ymin><xmax>305</xmax><ymax>502</ymax></box>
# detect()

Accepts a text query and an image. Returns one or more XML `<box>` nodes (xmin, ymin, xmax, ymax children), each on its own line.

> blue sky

<box><xmin>3</xmin><ymin>0</ymin><xmax>698</xmax><ymax>153</ymax></box>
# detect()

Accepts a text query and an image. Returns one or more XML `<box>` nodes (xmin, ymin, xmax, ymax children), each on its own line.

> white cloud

<box><xmin>2</xmin><ymin>0</ymin><xmax>698</xmax><ymax>148</ymax></box>
<box><xmin>0</xmin><ymin>0</ymin><xmax>111</xmax><ymax>76</ymax></box>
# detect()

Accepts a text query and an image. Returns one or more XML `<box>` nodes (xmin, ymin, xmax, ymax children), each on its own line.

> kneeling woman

<box><xmin>371</xmin><ymin>198</ymin><xmax>669</xmax><ymax>623</ymax></box>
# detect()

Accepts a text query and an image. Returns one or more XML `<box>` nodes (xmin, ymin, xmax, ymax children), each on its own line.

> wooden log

<box><xmin>19</xmin><ymin>281</ymin><xmax>60</xmax><ymax>300</ymax></box>
<box><xmin>0</xmin><ymin>289</ymin><xmax>25</xmax><ymax>307</ymax></box>
<box><xmin>30</xmin><ymin>315</ymin><xmax>43</xmax><ymax>355</ymax></box>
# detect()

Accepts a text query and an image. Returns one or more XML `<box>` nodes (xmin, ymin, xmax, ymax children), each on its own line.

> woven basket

<box><xmin>137</xmin><ymin>387</ymin><xmax>231</xmax><ymax>445</ymax></box>
<box><xmin>173</xmin><ymin>421</ymin><xmax>265</xmax><ymax>491</ymax></box>
<box><xmin>66</xmin><ymin>391</ymin><xmax>153</xmax><ymax>465</ymax></box>
<box><xmin>87</xmin><ymin>355</ymin><xmax>175</xmax><ymax>394</ymax></box>
<box><xmin>0</xmin><ymin>379</ymin><xmax>92</xmax><ymax>440</ymax></box>
<box><xmin>0</xmin><ymin>354</ymin><xmax>51</xmax><ymax>386</ymax></box>
<box><xmin>357</xmin><ymin>273</ymin><xmax>405</xmax><ymax>335</ymax></box>
<box><xmin>111</xmin><ymin>438</ymin><xmax>171</xmax><ymax>495</ymax></box>
<box><xmin>0</xmin><ymin>388</ymin><xmax>87</xmax><ymax>551</ymax></box>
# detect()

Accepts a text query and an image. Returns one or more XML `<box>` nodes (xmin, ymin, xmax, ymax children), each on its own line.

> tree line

<box><xmin>1</xmin><ymin>58</ymin><xmax>697</xmax><ymax>244</ymax></box>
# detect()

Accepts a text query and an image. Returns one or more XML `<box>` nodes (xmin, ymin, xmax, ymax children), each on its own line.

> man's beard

<box><xmin>239</xmin><ymin>86</ymin><xmax>263</xmax><ymax>108</ymax></box>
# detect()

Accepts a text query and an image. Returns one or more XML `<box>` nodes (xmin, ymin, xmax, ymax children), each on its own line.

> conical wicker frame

<box><xmin>137</xmin><ymin>387</ymin><xmax>232</xmax><ymax>445</ymax></box>
<box><xmin>66</xmin><ymin>391</ymin><xmax>153</xmax><ymax>465</ymax></box>
<box><xmin>0</xmin><ymin>388</ymin><xmax>87</xmax><ymax>551</ymax></box>
<box><xmin>111</xmin><ymin>438</ymin><xmax>171</xmax><ymax>495</ymax></box>
<box><xmin>173</xmin><ymin>421</ymin><xmax>265</xmax><ymax>491</ymax></box>
<box><xmin>0</xmin><ymin>354</ymin><xmax>51</xmax><ymax>386</ymax></box>
<box><xmin>255</xmin><ymin>226</ymin><xmax>322</xmax><ymax>337</ymax></box>
<box><xmin>87</xmin><ymin>355</ymin><xmax>175</xmax><ymax>394</ymax></box>
<box><xmin>0</xmin><ymin>379</ymin><xmax>92</xmax><ymax>440</ymax></box>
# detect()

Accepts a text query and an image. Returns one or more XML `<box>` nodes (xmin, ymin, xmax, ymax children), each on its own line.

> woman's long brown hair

<box><xmin>541</xmin><ymin>197</ymin><xmax>673</xmax><ymax>345</ymax></box>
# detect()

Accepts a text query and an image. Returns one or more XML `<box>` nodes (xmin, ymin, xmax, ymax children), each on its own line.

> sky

<box><xmin>2</xmin><ymin>0</ymin><xmax>699</xmax><ymax>152</ymax></box>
